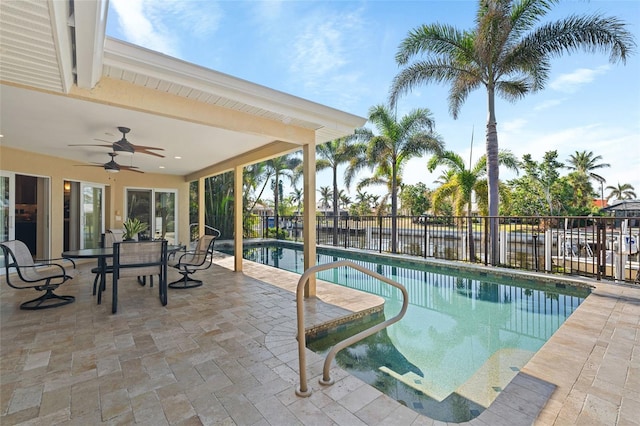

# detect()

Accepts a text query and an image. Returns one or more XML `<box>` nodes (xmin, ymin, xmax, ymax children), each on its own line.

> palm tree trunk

<box><xmin>486</xmin><ymin>86</ymin><xmax>500</xmax><ymax>265</ymax></box>
<box><xmin>332</xmin><ymin>166</ymin><xmax>339</xmax><ymax>246</ymax></box>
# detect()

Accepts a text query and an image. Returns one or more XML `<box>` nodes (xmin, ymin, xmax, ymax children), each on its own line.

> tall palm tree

<box><xmin>339</xmin><ymin>191</ymin><xmax>352</xmax><ymax>210</ymax></box>
<box><xmin>356</xmin><ymin>172</ymin><xmax>392</xmax><ymax>217</ymax></box>
<box><xmin>265</xmin><ymin>154</ymin><xmax>301</xmax><ymax>230</ymax></box>
<box><xmin>318</xmin><ymin>186</ymin><xmax>332</xmax><ymax>210</ymax></box>
<box><xmin>566</xmin><ymin>150</ymin><xmax>610</xmax><ymax>182</ymax></box>
<box><xmin>289</xmin><ymin>186</ymin><xmax>304</xmax><ymax>214</ymax></box>
<box><xmin>316</xmin><ymin>137</ymin><xmax>366</xmax><ymax>245</ymax></box>
<box><xmin>566</xmin><ymin>150</ymin><xmax>610</xmax><ymax>206</ymax></box>
<box><xmin>606</xmin><ymin>182</ymin><xmax>637</xmax><ymax>201</ymax></box>
<box><xmin>352</xmin><ymin>104</ymin><xmax>443</xmax><ymax>252</ymax></box>
<box><xmin>429</xmin><ymin>150</ymin><xmax>518</xmax><ymax>261</ymax></box>
<box><xmin>390</xmin><ymin>0</ymin><xmax>634</xmax><ymax>264</ymax></box>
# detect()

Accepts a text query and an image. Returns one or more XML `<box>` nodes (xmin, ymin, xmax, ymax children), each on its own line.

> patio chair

<box><xmin>168</xmin><ymin>233</ymin><xmax>218</xmax><ymax>289</ymax></box>
<box><xmin>111</xmin><ymin>240</ymin><xmax>167</xmax><ymax>313</ymax></box>
<box><xmin>91</xmin><ymin>229</ymin><xmax>123</xmax><ymax>296</ymax></box>
<box><xmin>0</xmin><ymin>240</ymin><xmax>75</xmax><ymax>310</ymax></box>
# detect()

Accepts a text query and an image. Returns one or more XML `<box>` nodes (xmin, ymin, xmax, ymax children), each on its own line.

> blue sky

<box><xmin>106</xmin><ymin>0</ymin><xmax>640</xmax><ymax>202</ymax></box>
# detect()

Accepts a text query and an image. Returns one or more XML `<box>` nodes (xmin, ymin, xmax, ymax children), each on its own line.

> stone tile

<box><xmin>577</xmin><ymin>393</ymin><xmax>620</xmax><ymax>425</ymax></box>
<box><xmin>39</xmin><ymin>387</ymin><xmax>71</xmax><ymax>417</ymax></box>
<box><xmin>100</xmin><ymin>388</ymin><xmax>132</xmax><ymax>421</ymax></box>
<box><xmin>254</xmin><ymin>395</ymin><xmax>303</xmax><ymax>426</ymax></box>
<box><xmin>8</xmin><ymin>384</ymin><xmax>43</xmax><ymax>413</ymax></box>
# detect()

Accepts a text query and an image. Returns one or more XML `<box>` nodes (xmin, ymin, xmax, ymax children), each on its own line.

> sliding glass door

<box><xmin>0</xmin><ymin>171</ymin><xmax>50</xmax><ymax>258</ymax></box>
<box><xmin>80</xmin><ymin>183</ymin><xmax>104</xmax><ymax>249</ymax></box>
<box><xmin>1</xmin><ymin>172</ymin><xmax>15</xmax><ymax>243</ymax></box>
<box><xmin>126</xmin><ymin>188</ymin><xmax>177</xmax><ymax>244</ymax></box>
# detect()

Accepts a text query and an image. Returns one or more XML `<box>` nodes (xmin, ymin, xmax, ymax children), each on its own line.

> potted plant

<box><xmin>122</xmin><ymin>217</ymin><xmax>148</xmax><ymax>241</ymax></box>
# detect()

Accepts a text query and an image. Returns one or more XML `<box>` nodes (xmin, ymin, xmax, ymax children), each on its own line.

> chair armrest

<box><xmin>35</xmin><ymin>257</ymin><xmax>76</xmax><ymax>269</ymax></box>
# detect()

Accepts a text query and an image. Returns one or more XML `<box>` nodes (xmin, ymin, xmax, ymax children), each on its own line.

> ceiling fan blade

<box><xmin>135</xmin><ymin>149</ymin><xmax>165</xmax><ymax>158</ymax></box>
<box><xmin>131</xmin><ymin>144</ymin><xmax>165</xmax><ymax>151</ymax></box>
<box><xmin>120</xmin><ymin>166</ymin><xmax>145</xmax><ymax>173</ymax></box>
<box><xmin>69</xmin><ymin>144</ymin><xmax>114</xmax><ymax>149</ymax></box>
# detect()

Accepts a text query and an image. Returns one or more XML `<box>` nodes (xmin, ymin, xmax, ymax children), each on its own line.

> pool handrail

<box><xmin>295</xmin><ymin>259</ymin><xmax>409</xmax><ymax>397</ymax></box>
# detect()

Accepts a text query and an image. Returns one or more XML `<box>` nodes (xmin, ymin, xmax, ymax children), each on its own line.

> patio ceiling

<box><xmin>0</xmin><ymin>0</ymin><xmax>365</xmax><ymax>179</ymax></box>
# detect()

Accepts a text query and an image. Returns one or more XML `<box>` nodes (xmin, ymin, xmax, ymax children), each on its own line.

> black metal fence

<box><xmin>212</xmin><ymin>214</ymin><xmax>640</xmax><ymax>284</ymax></box>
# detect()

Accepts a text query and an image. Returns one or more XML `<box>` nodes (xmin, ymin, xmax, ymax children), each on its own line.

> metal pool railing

<box><xmin>232</xmin><ymin>214</ymin><xmax>639</xmax><ymax>284</ymax></box>
<box><xmin>295</xmin><ymin>260</ymin><xmax>409</xmax><ymax>397</ymax></box>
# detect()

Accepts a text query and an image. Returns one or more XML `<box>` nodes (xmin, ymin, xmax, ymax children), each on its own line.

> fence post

<box><xmin>499</xmin><ymin>229</ymin><xmax>507</xmax><ymax>265</ymax></box>
<box><xmin>545</xmin><ymin>229</ymin><xmax>552</xmax><ymax>272</ymax></box>
<box><xmin>483</xmin><ymin>217</ymin><xmax>489</xmax><ymax>265</ymax></box>
<box><xmin>344</xmin><ymin>215</ymin><xmax>348</xmax><ymax>249</ymax></box>
<box><xmin>532</xmin><ymin>234</ymin><xmax>539</xmax><ymax>271</ymax></box>
<box><xmin>423</xmin><ymin>219</ymin><xmax>427</xmax><ymax>258</ymax></box>
<box><xmin>378</xmin><ymin>216</ymin><xmax>383</xmax><ymax>253</ymax></box>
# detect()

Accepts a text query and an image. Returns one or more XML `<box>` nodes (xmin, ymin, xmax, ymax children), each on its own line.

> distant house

<box><xmin>250</xmin><ymin>202</ymin><xmax>274</xmax><ymax>218</ymax></box>
<box><xmin>601</xmin><ymin>200</ymin><xmax>640</xmax><ymax>227</ymax></box>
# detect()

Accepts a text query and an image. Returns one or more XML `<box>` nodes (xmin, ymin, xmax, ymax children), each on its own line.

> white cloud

<box><xmin>533</xmin><ymin>98</ymin><xmax>565</xmax><ymax>111</ymax></box>
<box><xmin>109</xmin><ymin>0</ymin><xmax>222</xmax><ymax>58</ymax></box>
<box><xmin>501</xmin><ymin>118</ymin><xmax>528</xmax><ymax>134</ymax></box>
<box><xmin>548</xmin><ymin>65</ymin><xmax>610</xmax><ymax>93</ymax></box>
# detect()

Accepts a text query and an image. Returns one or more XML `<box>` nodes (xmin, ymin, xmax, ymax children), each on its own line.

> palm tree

<box><xmin>289</xmin><ymin>186</ymin><xmax>304</xmax><ymax>214</ymax></box>
<box><xmin>318</xmin><ymin>186</ymin><xmax>332</xmax><ymax>210</ymax></box>
<box><xmin>566</xmin><ymin>150</ymin><xmax>610</xmax><ymax>181</ymax></box>
<box><xmin>316</xmin><ymin>137</ymin><xmax>366</xmax><ymax>245</ymax></box>
<box><xmin>265</xmin><ymin>154</ymin><xmax>301</xmax><ymax>231</ymax></box>
<box><xmin>352</xmin><ymin>104</ymin><xmax>443</xmax><ymax>252</ymax></box>
<box><xmin>566</xmin><ymin>150</ymin><xmax>610</xmax><ymax>207</ymax></box>
<box><xmin>339</xmin><ymin>191</ymin><xmax>352</xmax><ymax>210</ymax></box>
<box><xmin>606</xmin><ymin>182</ymin><xmax>637</xmax><ymax>201</ymax></box>
<box><xmin>429</xmin><ymin>150</ymin><xmax>518</xmax><ymax>261</ymax></box>
<box><xmin>390</xmin><ymin>0</ymin><xmax>634</xmax><ymax>264</ymax></box>
<box><xmin>244</xmin><ymin>162</ymin><xmax>271</xmax><ymax>213</ymax></box>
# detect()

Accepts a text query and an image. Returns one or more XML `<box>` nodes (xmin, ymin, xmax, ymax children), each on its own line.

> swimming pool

<box><xmin>227</xmin><ymin>242</ymin><xmax>590</xmax><ymax>422</ymax></box>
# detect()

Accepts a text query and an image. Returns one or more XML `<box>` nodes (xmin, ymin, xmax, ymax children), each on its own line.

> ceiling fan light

<box><xmin>106</xmin><ymin>168</ymin><xmax>119</xmax><ymax>173</ymax></box>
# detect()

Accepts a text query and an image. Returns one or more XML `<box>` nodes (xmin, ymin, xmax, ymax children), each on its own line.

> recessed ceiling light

<box><xmin>174</xmin><ymin>156</ymin><xmax>182</xmax><ymax>160</ymax></box>
<box><xmin>159</xmin><ymin>166</ymin><xmax>165</xmax><ymax>169</ymax></box>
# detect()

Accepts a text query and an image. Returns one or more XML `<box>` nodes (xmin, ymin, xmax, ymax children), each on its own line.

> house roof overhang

<box><xmin>0</xmin><ymin>0</ymin><xmax>366</xmax><ymax>180</ymax></box>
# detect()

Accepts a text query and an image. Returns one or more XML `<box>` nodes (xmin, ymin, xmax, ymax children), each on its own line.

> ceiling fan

<box><xmin>75</xmin><ymin>152</ymin><xmax>144</xmax><ymax>174</ymax></box>
<box><xmin>70</xmin><ymin>126</ymin><xmax>165</xmax><ymax>158</ymax></box>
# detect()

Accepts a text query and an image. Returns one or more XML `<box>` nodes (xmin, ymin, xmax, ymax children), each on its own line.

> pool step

<box><xmin>455</xmin><ymin>348</ymin><xmax>535</xmax><ymax>407</ymax></box>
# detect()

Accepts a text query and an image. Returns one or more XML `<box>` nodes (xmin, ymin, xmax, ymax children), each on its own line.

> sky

<box><xmin>106</xmin><ymin>0</ymin><xmax>640</xmax><ymax>203</ymax></box>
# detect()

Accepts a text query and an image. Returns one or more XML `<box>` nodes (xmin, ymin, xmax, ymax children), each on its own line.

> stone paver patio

<box><xmin>1</xmin><ymin>252</ymin><xmax>639</xmax><ymax>425</ymax></box>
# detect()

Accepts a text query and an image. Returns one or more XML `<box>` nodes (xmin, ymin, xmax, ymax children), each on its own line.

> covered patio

<box><xmin>0</xmin><ymin>0</ymin><xmax>366</xmax><ymax>294</ymax></box>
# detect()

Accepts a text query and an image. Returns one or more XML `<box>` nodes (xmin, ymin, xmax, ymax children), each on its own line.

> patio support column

<box><xmin>198</xmin><ymin>177</ymin><xmax>205</xmax><ymax>237</ymax></box>
<box><xmin>302</xmin><ymin>143</ymin><xmax>317</xmax><ymax>297</ymax></box>
<box><xmin>234</xmin><ymin>165</ymin><xmax>243</xmax><ymax>272</ymax></box>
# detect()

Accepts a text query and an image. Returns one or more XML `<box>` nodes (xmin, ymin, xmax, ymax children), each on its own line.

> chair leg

<box><xmin>20</xmin><ymin>288</ymin><xmax>75</xmax><ymax>310</ymax></box>
<box><xmin>168</xmin><ymin>271</ymin><xmax>203</xmax><ymax>289</ymax></box>
<box><xmin>92</xmin><ymin>273</ymin><xmax>99</xmax><ymax>295</ymax></box>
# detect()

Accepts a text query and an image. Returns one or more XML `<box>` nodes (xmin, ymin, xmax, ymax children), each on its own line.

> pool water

<box><xmin>235</xmin><ymin>244</ymin><xmax>589</xmax><ymax>422</ymax></box>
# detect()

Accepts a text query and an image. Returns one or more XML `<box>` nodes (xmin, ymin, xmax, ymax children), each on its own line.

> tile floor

<box><xmin>1</xmin><ymin>252</ymin><xmax>639</xmax><ymax>425</ymax></box>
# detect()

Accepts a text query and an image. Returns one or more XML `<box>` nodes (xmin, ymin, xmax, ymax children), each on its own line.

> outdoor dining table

<box><xmin>62</xmin><ymin>244</ymin><xmax>185</xmax><ymax>305</ymax></box>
